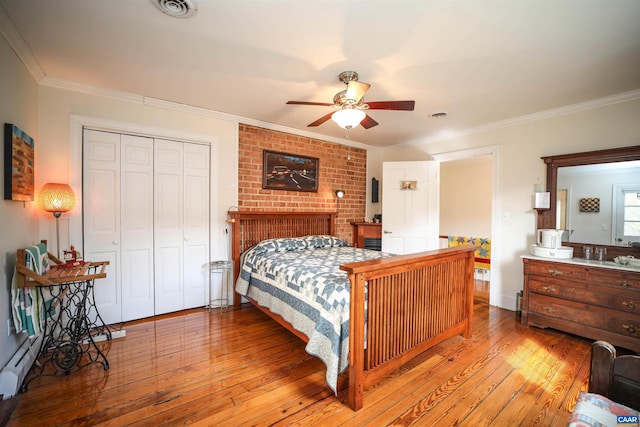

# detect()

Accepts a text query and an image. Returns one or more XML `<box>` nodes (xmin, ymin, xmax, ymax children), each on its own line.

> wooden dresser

<box><xmin>522</xmin><ymin>256</ymin><xmax>640</xmax><ymax>353</ymax></box>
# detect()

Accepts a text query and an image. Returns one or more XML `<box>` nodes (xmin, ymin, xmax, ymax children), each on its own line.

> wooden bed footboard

<box><xmin>229</xmin><ymin>210</ymin><xmax>475</xmax><ymax>411</ymax></box>
<box><xmin>341</xmin><ymin>246</ymin><xmax>475</xmax><ymax>410</ymax></box>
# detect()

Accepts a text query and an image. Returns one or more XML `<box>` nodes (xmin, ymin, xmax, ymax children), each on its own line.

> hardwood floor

<box><xmin>2</xmin><ymin>302</ymin><xmax>592</xmax><ymax>426</ymax></box>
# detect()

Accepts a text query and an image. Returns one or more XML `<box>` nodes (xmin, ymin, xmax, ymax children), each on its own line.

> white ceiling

<box><xmin>1</xmin><ymin>0</ymin><xmax>640</xmax><ymax>148</ymax></box>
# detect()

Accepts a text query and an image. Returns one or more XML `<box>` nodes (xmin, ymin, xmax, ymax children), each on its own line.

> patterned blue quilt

<box><xmin>235</xmin><ymin>235</ymin><xmax>389</xmax><ymax>394</ymax></box>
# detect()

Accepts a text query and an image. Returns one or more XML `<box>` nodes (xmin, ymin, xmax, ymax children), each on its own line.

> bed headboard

<box><xmin>228</xmin><ymin>210</ymin><xmax>337</xmax><ymax>259</ymax></box>
<box><xmin>228</xmin><ymin>210</ymin><xmax>336</xmax><ymax>304</ymax></box>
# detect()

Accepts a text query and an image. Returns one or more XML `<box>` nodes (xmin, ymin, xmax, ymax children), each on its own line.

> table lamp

<box><xmin>38</xmin><ymin>183</ymin><xmax>75</xmax><ymax>258</ymax></box>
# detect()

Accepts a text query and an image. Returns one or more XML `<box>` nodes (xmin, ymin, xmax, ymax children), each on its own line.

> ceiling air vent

<box><xmin>154</xmin><ymin>0</ymin><xmax>198</xmax><ymax>18</ymax></box>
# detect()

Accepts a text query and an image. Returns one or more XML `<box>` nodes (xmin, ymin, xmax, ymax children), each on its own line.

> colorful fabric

<box><xmin>11</xmin><ymin>243</ymin><xmax>52</xmax><ymax>337</ymax></box>
<box><xmin>448</xmin><ymin>236</ymin><xmax>491</xmax><ymax>270</ymax></box>
<box><xmin>568</xmin><ymin>392</ymin><xmax>638</xmax><ymax>427</ymax></box>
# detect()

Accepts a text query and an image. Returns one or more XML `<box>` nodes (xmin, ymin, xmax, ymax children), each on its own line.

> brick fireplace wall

<box><xmin>237</xmin><ymin>124</ymin><xmax>367</xmax><ymax>241</ymax></box>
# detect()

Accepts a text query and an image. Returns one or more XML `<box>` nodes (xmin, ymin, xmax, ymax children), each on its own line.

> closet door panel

<box><xmin>120</xmin><ymin>135</ymin><xmax>154</xmax><ymax>320</ymax></box>
<box><xmin>154</xmin><ymin>140</ymin><xmax>185</xmax><ymax>314</ymax></box>
<box><xmin>83</xmin><ymin>130</ymin><xmax>122</xmax><ymax>325</ymax></box>
<box><xmin>183</xmin><ymin>143</ymin><xmax>210</xmax><ymax>308</ymax></box>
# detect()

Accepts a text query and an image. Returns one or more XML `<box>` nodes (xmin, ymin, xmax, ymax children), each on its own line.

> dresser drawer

<box><xmin>529</xmin><ymin>294</ymin><xmax>640</xmax><ymax>339</ymax></box>
<box><xmin>588</xmin><ymin>267</ymin><xmax>640</xmax><ymax>291</ymax></box>
<box><xmin>528</xmin><ymin>278</ymin><xmax>640</xmax><ymax>314</ymax></box>
<box><xmin>524</xmin><ymin>259</ymin><xmax>586</xmax><ymax>281</ymax></box>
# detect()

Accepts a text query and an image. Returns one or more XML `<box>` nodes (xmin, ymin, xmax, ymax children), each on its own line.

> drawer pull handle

<box><xmin>618</xmin><ymin>280</ymin><xmax>630</xmax><ymax>287</ymax></box>
<box><xmin>541</xmin><ymin>305</ymin><xmax>554</xmax><ymax>313</ymax></box>
<box><xmin>622</xmin><ymin>301</ymin><xmax>635</xmax><ymax>309</ymax></box>
<box><xmin>542</xmin><ymin>286</ymin><xmax>556</xmax><ymax>293</ymax></box>
<box><xmin>622</xmin><ymin>324</ymin><xmax>636</xmax><ymax>334</ymax></box>
<box><xmin>548</xmin><ymin>269</ymin><xmax>563</xmax><ymax>276</ymax></box>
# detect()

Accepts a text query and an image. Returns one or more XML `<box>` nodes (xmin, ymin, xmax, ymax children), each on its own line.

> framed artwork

<box><xmin>579</xmin><ymin>197</ymin><xmax>600</xmax><ymax>213</ymax></box>
<box><xmin>262</xmin><ymin>150</ymin><xmax>319</xmax><ymax>192</ymax></box>
<box><xmin>4</xmin><ymin>123</ymin><xmax>35</xmax><ymax>201</ymax></box>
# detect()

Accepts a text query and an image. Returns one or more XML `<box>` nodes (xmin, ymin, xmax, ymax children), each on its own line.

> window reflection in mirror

<box><xmin>558</xmin><ymin>161</ymin><xmax>640</xmax><ymax>246</ymax></box>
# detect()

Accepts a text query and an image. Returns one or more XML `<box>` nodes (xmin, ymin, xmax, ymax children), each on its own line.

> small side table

<box><xmin>208</xmin><ymin>260</ymin><xmax>233</xmax><ymax>314</ymax></box>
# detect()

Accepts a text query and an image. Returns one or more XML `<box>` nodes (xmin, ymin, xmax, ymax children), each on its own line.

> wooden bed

<box><xmin>229</xmin><ymin>210</ymin><xmax>475</xmax><ymax>411</ymax></box>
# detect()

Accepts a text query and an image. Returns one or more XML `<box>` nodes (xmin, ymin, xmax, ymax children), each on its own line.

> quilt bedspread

<box><xmin>235</xmin><ymin>235</ymin><xmax>389</xmax><ymax>394</ymax></box>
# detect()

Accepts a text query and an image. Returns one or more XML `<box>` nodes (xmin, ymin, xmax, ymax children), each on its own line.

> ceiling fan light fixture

<box><xmin>331</xmin><ymin>108</ymin><xmax>366</xmax><ymax>129</ymax></box>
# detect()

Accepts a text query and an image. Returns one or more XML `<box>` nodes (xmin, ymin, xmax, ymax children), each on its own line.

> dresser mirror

<box><xmin>538</xmin><ymin>145</ymin><xmax>640</xmax><ymax>258</ymax></box>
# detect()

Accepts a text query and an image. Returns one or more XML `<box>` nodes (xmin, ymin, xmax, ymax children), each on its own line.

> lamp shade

<box><xmin>335</xmin><ymin>189</ymin><xmax>345</xmax><ymax>199</ymax></box>
<box><xmin>38</xmin><ymin>183</ymin><xmax>75</xmax><ymax>214</ymax></box>
<box><xmin>331</xmin><ymin>108</ymin><xmax>366</xmax><ymax>129</ymax></box>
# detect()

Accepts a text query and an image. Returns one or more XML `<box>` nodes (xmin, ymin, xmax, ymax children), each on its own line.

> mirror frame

<box><xmin>538</xmin><ymin>144</ymin><xmax>640</xmax><ymax>238</ymax></box>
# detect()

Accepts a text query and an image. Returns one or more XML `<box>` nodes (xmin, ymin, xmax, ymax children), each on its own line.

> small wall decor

<box><xmin>4</xmin><ymin>123</ymin><xmax>35</xmax><ymax>201</ymax></box>
<box><xmin>401</xmin><ymin>180</ymin><xmax>417</xmax><ymax>190</ymax></box>
<box><xmin>579</xmin><ymin>197</ymin><xmax>600</xmax><ymax>213</ymax></box>
<box><xmin>262</xmin><ymin>150</ymin><xmax>319</xmax><ymax>192</ymax></box>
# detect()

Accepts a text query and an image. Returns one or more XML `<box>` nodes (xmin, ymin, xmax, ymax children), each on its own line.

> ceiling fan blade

<box><xmin>366</xmin><ymin>100</ymin><xmax>415</xmax><ymax>111</ymax></box>
<box><xmin>360</xmin><ymin>114</ymin><xmax>379</xmax><ymax>129</ymax></box>
<box><xmin>287</xmin><ymin>101</ymin><xmax>334</xmax><ymax>107</ymax></box>
<box><xmin>346</xmin><ymin>81</ymin><xmax>370</xmax><ymax>102</ymax></box>
<box><xmin>307</xmin><ymin>112</ymin><xmax>334</xmax><ymax>127</ymax></box>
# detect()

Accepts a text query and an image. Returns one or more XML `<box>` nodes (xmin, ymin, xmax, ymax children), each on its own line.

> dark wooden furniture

<box><xmin>521</xmin><ymin>256</ymin><xmax>640</xmax><ymax>353</ymax></box>
<box><xmin>350</xmin><ymin>221</ymin><xmax>382</xmax><ymax>249</ymax></box>
<box><xmin>229</xmin><ymin>210</ymin><xmax>475</xmax><ymax>411</ymax></box>
<box><xmin>589</xmin><ymin>340</ymin><xmax>640</xmax><ymax>410</ymax></box>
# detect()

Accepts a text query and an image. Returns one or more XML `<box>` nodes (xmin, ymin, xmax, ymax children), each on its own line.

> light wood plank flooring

<box><xmin>2</xmin><ymin>302</ymin><xmax>592</xmax><ymax>426</ymax></box>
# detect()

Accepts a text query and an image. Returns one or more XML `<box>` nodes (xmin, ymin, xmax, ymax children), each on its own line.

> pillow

<box><xmin>568</xmin><ymin>392</ymin><xmax>639</xmax><ymax>427</ymax></box>
<box><xmin>249</xmin><ymin>235</ymin><xmax>349</xmax><ymax>255</ymax></box>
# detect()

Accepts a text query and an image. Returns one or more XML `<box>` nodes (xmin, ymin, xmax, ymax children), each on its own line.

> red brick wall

<box><xmin>238</xmin><ymin>124</ymin><xmax>366</xmax><ymax>241</ymax></box>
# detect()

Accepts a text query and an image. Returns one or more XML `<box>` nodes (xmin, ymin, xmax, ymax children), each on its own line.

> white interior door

<box><xmin>83</xmin><ymin>130</ymin><xmax>122</xmax><ymax>324</ymax></box>
<box><xmin>84</xmin><ymin>130</ymin><xmax>155</xmax><ymax>324</ymax></box>
<box><xmin>120</xmin><ymin>135</ymin><xmax>155</xmax><ymax>320</ymax></box>
<box><xmin>183</xmin><ymin>143</ymin><xmax>210</xmax><ymax>309</ymax></box>
<box><xmin>154</xmin><ymin>139</ymin><xmax>185</xmax><ymax>315</ymax></box>
<box><xmin>382</xmin><ymin>161</ymin><xmax>440</xmax><ymax>255</ymax></box>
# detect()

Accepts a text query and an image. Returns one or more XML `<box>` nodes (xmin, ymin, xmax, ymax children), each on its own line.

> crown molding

<box><xmin>0</xmin><ymin>3</ymin><xmax>44</xmax><ymax>81</ymax></box>
<box><xmin>401</xmin><ymin>88</ymin><xmax>640</xmax><ymax>148</ymax></box>
<box><xmin>41</xmin><ymin>76</ymin><xmax>143</xmax><ymax>103</ymax></box>
<box><xmin>41</xmin><ymin>77</ymin><xmax>367</xmax><ymax>149</ymax></box>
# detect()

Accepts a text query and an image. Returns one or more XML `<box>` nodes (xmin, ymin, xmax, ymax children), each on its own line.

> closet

<box><xmin>83</xmin><ymin>129</ymin><xmax>210</xmax><ymax>324</ymax></box>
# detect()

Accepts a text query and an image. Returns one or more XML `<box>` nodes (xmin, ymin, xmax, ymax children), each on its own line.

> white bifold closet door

<box><xmin>83</xmin><ymin>129</ymin><xmax>210</xmax><ymax>324</ymax></box>
<box><xmin>154</xmin><ymin>139</ymin><xmax>210</xmax><ymax>315</ymax></box>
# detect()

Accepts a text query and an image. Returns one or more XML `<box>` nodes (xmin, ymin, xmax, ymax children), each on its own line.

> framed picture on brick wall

<box><xmin>262</xmin><ymin>150</ymin><xmax>319</xmax><ymax>192</ymax></box>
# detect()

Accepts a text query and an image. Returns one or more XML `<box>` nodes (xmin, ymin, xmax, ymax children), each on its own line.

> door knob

<box><xmin>112</xmin><ymin>240</ymin><xmax>119</xmax><ymax>245</ymax></box>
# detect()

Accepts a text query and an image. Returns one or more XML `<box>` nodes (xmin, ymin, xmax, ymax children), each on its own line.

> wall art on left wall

<box><xmin>4</xmin><ymin>123</ymin><xmax>35</xmax><ymax>201</ymax></box>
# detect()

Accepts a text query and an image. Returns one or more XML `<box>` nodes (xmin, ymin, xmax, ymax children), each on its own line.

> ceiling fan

<box><xmin>286</xmin><ymin>71</ymin><xmax>415</xmax><ymax>130</ymax></box>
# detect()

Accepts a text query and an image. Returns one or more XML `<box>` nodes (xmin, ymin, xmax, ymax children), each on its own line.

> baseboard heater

<box><xmin>0</xmin><ymin>335</ymin><xmax>43</xmax><ymax>400</ymax></box>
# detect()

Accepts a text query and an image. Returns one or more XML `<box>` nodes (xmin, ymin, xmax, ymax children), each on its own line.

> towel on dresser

<box><xmin>11</xmin><ymin>243</ymin><xmax>52</xmax><ymax>337</ymax></box>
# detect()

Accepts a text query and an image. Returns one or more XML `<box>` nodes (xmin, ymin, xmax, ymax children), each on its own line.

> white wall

<box><xmin>371</xmin><ymin>97</ymin><xmax>640</xmax><ymax>311</ymax></box>
<box><xmin>0</xmin><ymin>34</ymin><xmax>41</xmax><ymax>368</ymax></box>
<box><xmin>440</xmin><ymin>156</ymin><xmax>493</xmax><ymax>238</ymax></box>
